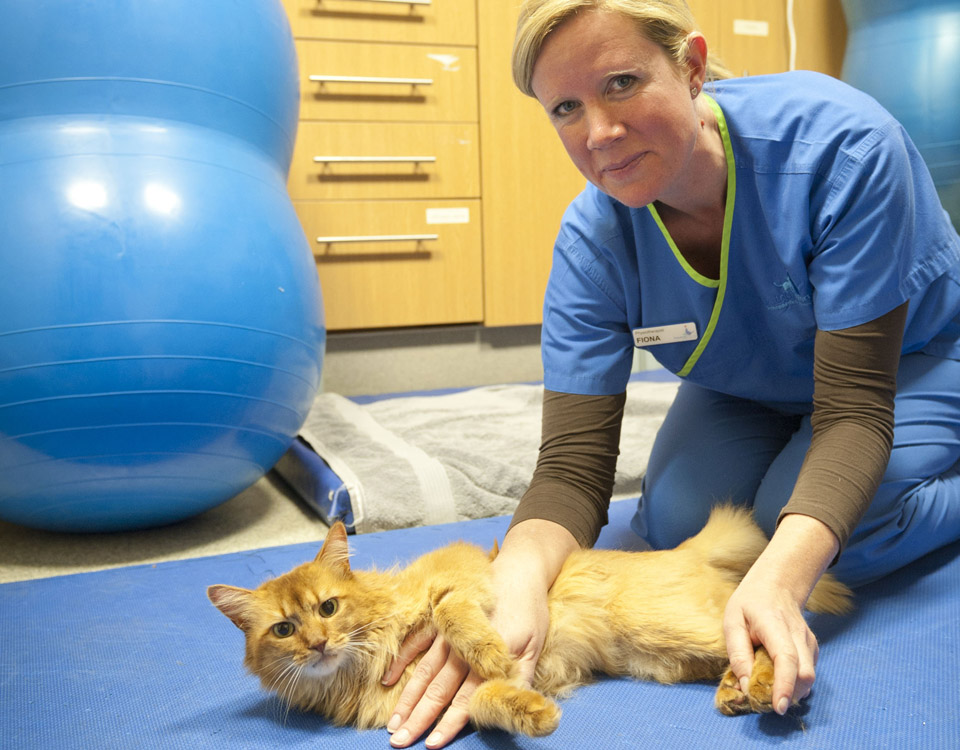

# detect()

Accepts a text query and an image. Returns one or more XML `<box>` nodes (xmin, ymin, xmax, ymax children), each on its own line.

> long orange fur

<box><xmin>207</xmin><ymin>505</ymin><xmax>851</xmax><ymax>736</ymax></box>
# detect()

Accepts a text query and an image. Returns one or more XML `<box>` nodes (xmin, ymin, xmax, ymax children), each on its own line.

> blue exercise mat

<box><xmin>2</xmin><ymin>499</ymin><xmax>958</xmax><ymax>749</ymax></box>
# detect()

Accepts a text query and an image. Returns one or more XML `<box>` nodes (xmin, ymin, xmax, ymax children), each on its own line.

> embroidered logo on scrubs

<box><xmin>767</xmin><ymin>278</ymin><xmax>812</xmax><ymax>312</ymax></box>
<box><xmin>632</xmin><ymin>322</ymin><xmax>698</xmax><ymax>347</ymax></box>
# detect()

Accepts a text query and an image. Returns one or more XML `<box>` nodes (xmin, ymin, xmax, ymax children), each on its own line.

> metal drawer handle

<box><xmin>316</xmin><ymin>234</ymin><xmax>439</xmax><ymax>243</ymax></box>
<box><xmin>309</xmin><ymin>75</ymin><xmax>433</xmax><ymax>86</ymax></box>
<box><xmin>313</xmin><ymin>156</ymin><xmax>437</xmax><ymax>164</ymax></box>
<box><xmin>318</xmin><ymin>0</ymin><xmax>432</xmax><ymax>5</ymax></box>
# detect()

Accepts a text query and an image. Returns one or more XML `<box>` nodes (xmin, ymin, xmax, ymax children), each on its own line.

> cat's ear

<box><xmin>315</xmin><ymin>522</ymin><xmax>352</xmax><ymax>576</ymax></box>
<box><xmin>207</xmin><ymin>585</ymin><xmax>256</xmax><ymax>631</ymax></box>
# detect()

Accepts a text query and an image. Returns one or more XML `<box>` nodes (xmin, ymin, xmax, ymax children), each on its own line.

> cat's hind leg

<box><xmin>715</xmin><ymin>647</ymin><xmax>780</xmax><ymax>715</ymax></box>
<box><xmin>743</xmin><ymin>646</ymin><xmax>777</xmax><ymax>713</ymax></box>
<box><xmin>714</xmin><ymin>668</ymin><xmax>751</xmax><ymax>715</ymax></box>
<box><xmin>469</xmin><ymin>678</ymin><xmax>561</xmax><ymax>737</ymax></box>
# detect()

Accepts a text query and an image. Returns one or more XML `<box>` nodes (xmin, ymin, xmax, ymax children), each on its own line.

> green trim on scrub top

<box><xmin>645</xmin><ymin>93</ymin><xmax>735</xmax><ymax>378</ymax></box>
<box><xmin>647</xmin><ymin>205</ymin><xmax>720</xmax><ymax>288</ymax></box>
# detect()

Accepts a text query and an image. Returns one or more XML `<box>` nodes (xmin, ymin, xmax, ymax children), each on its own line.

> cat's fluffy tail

<box><xmin>682</xmin><ymin>504</ymin><xmax>768</xmax><ymax>581</ymax></box>
<box><xmin>684</xmin><ymin>504</ymin><xmax>854</xmax><ymax>615</ymax></box>
<box><xmin>806</xmin><ymin>574</ymin><xmax>853</xmax><ymax>615</ymax></box>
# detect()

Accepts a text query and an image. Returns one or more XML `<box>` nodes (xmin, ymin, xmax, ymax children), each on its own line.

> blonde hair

<box><xmin>512</xmin><ymin>0</ymin><xmax>732</xmax><ymax>97</ymax></box>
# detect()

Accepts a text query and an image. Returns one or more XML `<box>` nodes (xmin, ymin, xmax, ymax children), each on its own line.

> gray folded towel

<box><xmin>287</xmin><ymin>380</ymin><xmax>679</xmax><ymax>534</ymax></box>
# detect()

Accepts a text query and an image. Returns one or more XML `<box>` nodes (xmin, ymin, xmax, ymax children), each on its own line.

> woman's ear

<box><xmin>684</xmin><ymin>31</ymin><xmax>709</xmax><ymax>94</ymax></box>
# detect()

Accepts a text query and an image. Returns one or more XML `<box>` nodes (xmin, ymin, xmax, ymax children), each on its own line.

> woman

<box><xmin>383</xmin><ymin>1</ymin><xmax>960</xmax><ymax>747</ymax></box>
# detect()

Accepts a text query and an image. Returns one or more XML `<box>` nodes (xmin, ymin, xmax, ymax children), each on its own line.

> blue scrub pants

<box><xmin>631</xmin><ymin>352</ymin><xmax>960</xmax><ymax>587</ymax></box>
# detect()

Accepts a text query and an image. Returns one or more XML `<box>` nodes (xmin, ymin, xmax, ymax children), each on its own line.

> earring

<box><xmin>690</xmin><ymin>85</ymin><xmax>699</xmax><ymax>98</ymax></box>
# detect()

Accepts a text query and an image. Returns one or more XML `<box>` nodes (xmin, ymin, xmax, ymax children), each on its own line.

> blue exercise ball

<box><xmin>841</xmin><ymin>0</ymin><xmax>960</xmax><ymax>226</ymax></box>
<box><xmin>0</xmin><ymin>0</ymin><xmax>324</xmax><ymax>532</ymax></box>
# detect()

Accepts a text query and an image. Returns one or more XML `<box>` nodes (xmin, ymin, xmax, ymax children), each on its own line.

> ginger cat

<box><xmin>208</xmin><ymin>505</ymin><xmax>851</xmax><ymax>736</ymax></box>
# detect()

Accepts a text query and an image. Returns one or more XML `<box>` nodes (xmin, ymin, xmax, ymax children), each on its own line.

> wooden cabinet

<box><xmin>282</xmin><ymin>0</ymin><xmax>476</xmax><ymax>46</ymax></box>
<box><xmin>281</xmin><ymin>0</ymin><xmax>847</xmax><ymax>331</ymax></box>
<box><xmin>282</xmin><ymin>0</ymin><xmax>483</xmax><ymax>331</ymax></box>
<box><xmin>296</xmin><ymin>199</ymin><xmax>483</xmax><ymax>329</ymax></box>
<box><xmin>289</xmin><ymin>122</ymin><xmax>481</xmax><ymax>201</ymax></box>
<box><xmin>295</xmin><ymin>40</ymin><xmax>479</xmax><ymax>123</ymax></box>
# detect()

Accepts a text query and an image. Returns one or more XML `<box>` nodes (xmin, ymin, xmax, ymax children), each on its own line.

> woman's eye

<box><xmin>553</xmin><ymin>100</ymin><xmax>578</xmax><ymax>117</ymax></box>
<box><xmin>611</xmin><ymin>75</ymin><xmax>635</xmax><ymax>91</ymax></box>
<box><xmin>272</xmin><ymin>622</ymin><xmax>295</xmax><ymax>638</ymax></box>
<box><xmin>319</xmin><ymin>598</ymin><xmax>338</xmax><ymax>617</ymax></box>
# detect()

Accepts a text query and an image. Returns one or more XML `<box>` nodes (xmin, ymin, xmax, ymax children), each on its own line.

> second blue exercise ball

<box><xmin>841</xmin><ymin>0</ymin><xmax>960</xmax><ymax>226</ymax></box>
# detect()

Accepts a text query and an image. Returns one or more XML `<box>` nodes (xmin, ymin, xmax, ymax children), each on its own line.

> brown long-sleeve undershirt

<box><xmin>509</xmin><ymin>303</ymin><xmax>909</xmax><ymax>558</ymax></box>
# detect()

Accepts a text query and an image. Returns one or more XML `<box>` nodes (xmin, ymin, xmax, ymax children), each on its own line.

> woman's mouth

<box><xmin>603</xmin><ymin>153</ymin><xmax>644</xmax><ymax>177</ymax></box>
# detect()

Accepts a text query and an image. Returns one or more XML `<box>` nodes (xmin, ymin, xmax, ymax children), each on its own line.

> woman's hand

<box><xmin>722</xmin><ymin>513</ymin><xmax>839</xmax><ymax>714</ymax></box>
<box><xmin>382</xmin><ymin>631</ymin><xmax>476</xmax><ymax>749</ymax></box>
<box><xmin>381</xmin><ymin>519</ymin><xmax>578</xmax><ymax>748</ymax></box>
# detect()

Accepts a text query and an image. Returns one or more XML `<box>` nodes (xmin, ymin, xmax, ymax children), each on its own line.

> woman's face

<box><xmin>531</xmin><ymin>10</ymin><xmax>704</xmax><ymax>209</ymax></box>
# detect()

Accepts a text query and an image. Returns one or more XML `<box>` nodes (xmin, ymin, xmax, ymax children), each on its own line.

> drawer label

<box><xmin>426</xmin><ymin>207</ymin><xmax>470</xmax><ymax>224</ymax></box>
<box><xmin>733</xmin><ymin>19</ymin><xmax>770</xmax><ymax>37</ymax></box>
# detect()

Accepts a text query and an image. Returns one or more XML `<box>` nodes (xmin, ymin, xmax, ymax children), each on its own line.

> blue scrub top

<box><xmin>542</xmin><ymin>71</ymin><xmax>960</xmax><ymax>407</ymax></box>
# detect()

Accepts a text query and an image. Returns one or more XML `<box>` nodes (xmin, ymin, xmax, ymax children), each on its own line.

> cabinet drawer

<box><xmin>282</xmin><ymin>0</ymin><xmax>476</xmax><ymax>46</ymax></box>
<box><xmin>288</xmin><ymin>122</ymin><xmax>480</xmax><ymax>200</ymax></box>
<box><xmin>296</xmin><ymin>199</ymin><xmax>483</xmax><ymax>330</ymax></box>
<box><xmin>297</xmin><ymin>40</ymin><xmax>478</xmax><ymax>123</ymax></box>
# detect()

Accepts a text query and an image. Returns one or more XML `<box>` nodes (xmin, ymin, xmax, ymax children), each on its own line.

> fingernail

<box><xmin>387</xmin><ymin>714</ymin><xmax>401</xmax><ymax>733</ymax></box>
<box><xmin>390</xmin><ymin>728</ymin><xmax>409</xmax><ymax>747</ymax></box>
<box><xmin>426</xmin><ymin>731</ymin><xmax>443</xmax><ymax>747</ymax></box>
<box><xmin>739</xmin><ymin>677</ymin><xmax>749</xmax><ymax>694</ymax></box>
<box><xmin>777</xmin><ymin>697</ymin><xmax>789</xmax><ymax>715</ymax></box>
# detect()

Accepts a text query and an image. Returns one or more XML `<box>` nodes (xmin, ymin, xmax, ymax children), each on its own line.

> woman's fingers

<box><xmin>722</xmin><ymin>609</ymin><xmax>757</xmax><ymax>695</ymax></box>
<box><xmin>768</xmin><ymin>628</ymin><xmax>820</xmax><ymax>713</ymax></box>
<box><xmin>421</xmin><ymin>672</ymin><xmax>483</xmax><ymax>749</ymax></box>
<box><xmin>769</xmin><ymin>640</ymin><xmax>799</xmax><ymax>715</ymax></box>
<box><xmin>382</xmin><ymin>625</ymin><xmax>437</xmax><ymax>687</ymax></box>
<box><xmin>388</xmin><ymin>638</ymin><xmax>470</xmax><ymax>748</ymax></box>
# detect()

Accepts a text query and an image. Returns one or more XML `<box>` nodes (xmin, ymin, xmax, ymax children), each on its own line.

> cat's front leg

<box><xmin>428</xmin><ymin>586</ymin><xmax>514</xmax><ymax>681</ymax></box>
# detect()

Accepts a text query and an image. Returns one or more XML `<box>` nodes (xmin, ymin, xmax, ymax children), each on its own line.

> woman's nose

<box><xmin>586</xmin><ymin>107</ymin><xmax>625</xmax><ymax>150</ymax></box>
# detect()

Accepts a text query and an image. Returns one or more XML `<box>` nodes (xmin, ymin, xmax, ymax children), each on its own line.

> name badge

<box><xmin>632</xmin><ymin>322</ymin><xmax>698</xmax><ymax>347</ymax></box>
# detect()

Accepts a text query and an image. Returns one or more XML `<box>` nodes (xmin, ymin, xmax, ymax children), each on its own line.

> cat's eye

<box><xmin>272</xmin><ymin>621</ymin><xmax>295</xmax><ymax>638</ymax></box>
<box><xmin>319</xmin><ymin>598</ymin><xmax>338</xmax><ymax>617</ymax></box>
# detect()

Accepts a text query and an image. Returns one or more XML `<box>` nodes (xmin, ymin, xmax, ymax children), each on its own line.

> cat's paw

<box><xmin>716</xmin><ymin>648</ymin><xmax>794</xmax><ymax>715</ymax></box>
<box><xmin>715</xmin><ymin>669</ymin><xmax>751</xmax><ymax>716</ymax></box>
<box><xmin>470</xmin><ymin>679</ymin><xmax>561</xmax><ymax>737</ymax></box>
<box><xmin>745</xmin><ymin>648</ymin><xmax>777</xmax><ymax>714</ymax></box>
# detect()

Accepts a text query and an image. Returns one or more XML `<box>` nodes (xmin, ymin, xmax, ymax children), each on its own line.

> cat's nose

<box><xmin>309</xmin><ymin>640</ymin><xmax>327</xmax><ymax>655</ymax></box>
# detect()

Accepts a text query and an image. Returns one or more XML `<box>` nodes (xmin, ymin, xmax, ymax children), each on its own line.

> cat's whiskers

<box><xmin>260</xmin><ymin>653</ymin><xmax>293</xmax><ymax>674</ymax></box>
<box><xmin>261</xmin><ymin>657</ymin><xmax>299</xmax><ymax>690</ymax></box>
<box><xmin>346</xmin><ymin>614</ymin><xmax>395</xmax><ymax>639</ymax></box>
<box><xmin>263</xmin><ymin>658</ymin><xmax>297</xmax><ymax>694</ymax></box>
<box><xmin>270</xmin><ymin>660</ymin><xmax>305</xmax><ymax>725</ymax></box>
